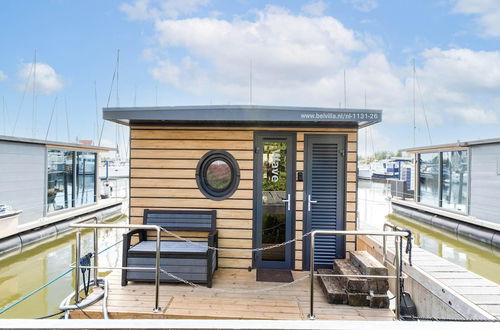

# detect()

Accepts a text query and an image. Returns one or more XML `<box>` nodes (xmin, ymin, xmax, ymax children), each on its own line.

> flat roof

<box><xmin>103</xmin><ymin>105</ymin><xmax>382</xmax><ymax>128</ymax></box>
<box><xmin>0</xmin><ymin>135</ymin><xmax>115</xmax><ymax>152</ymax></box>
<box><xmin>401</xmin><ymin>137</ymin><xmax>500</xmax><ymax>153</ymax></box>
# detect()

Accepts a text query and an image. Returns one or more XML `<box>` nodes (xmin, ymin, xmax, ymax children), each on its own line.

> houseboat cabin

<box><xmin>393</xmin><ymin>138</ymin><xmax>500</xmax><ymax>247</ymax></box>
<box><xmin>104</xmin><ymin>105</ymin><xmax>382</xmax><ymax>270</ymax></box>
<box><xmin>0</xmin><ymin>135</ymin><xmax>116</xmax><ymax>246</ymax></box>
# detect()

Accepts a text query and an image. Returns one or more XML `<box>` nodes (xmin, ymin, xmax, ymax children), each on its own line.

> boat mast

<box><xmin>32</xmin><ymin>50</ymin><xmax>37</xmax><ymax>138</ymax></box>
<box><xmin>413</xmin><ymin>58</ymin><xmax>416</xmax><ymax>147</ymax></box>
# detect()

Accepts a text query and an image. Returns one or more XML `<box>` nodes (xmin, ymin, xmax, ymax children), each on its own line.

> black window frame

<box><xmin>196</xmin><ymin>150</ymin><xmax>240</xmax><ymax>200</ymax></box>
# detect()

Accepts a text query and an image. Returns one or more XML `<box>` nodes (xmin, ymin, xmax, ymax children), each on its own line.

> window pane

<box><xmin>47</xmin><ymin>150</ymin><xmax>73</xmax><ymax>212</ymax></box>
<box><xmin>442</xmin><ymin>150</ymin><xmax>468</xmax><ymax>212</ymax></box>
<box><xmin>75</xmin><ymin>152</ymin><xmax>96</xmax><ymax>206</ymax></box>
<box><xmin>419</xmin><ymin>153</ymin><xmax>439</xmax><ymax>206</ymax></box>
<box><xmin>205</xmin><ymin>159</ymin><xmax>232</xmax><ymax>190</ymax></box>
<box><xmin>261</xmin><ymin>141</ymin><xmax>287</xmax><ymax>262</ymax></box>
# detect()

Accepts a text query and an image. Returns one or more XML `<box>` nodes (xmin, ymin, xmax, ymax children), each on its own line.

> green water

<box><xmin>388</xmin><ymin>214</ymin><xmax>500</xmax><ymax>284</ymax></box>
<box><xmin>0</xmin><ymin>215</ymin><xmax>126</xmax><ymax>319</ymax></box>
<box><xmin>358</xmin><ymin>180</ymin><xmax>500</xmax><ymax>285</ymax></box>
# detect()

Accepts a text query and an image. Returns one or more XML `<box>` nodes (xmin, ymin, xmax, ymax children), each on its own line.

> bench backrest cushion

<box><xmin>143</xmin><ymin>209</ymin><xmax>216</xmax><ymax>231</ymax></box>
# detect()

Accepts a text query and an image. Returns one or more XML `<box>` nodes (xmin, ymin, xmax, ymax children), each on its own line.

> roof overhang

<box><xmin>401</xmin><ymin>137</ymin><xmax>500</xmax><ymax>153</ymax></box>
<box><xmin>0</xmin><ymin>135</ymin><xmax>115</xmax><ymax>152</ymax></box>
<box><xmin>103</xmin><ymin>105</ymin><xmax>382</xmax><ymax>128</ymax></box>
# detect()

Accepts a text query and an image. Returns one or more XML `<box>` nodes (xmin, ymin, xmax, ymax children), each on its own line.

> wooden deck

<box><xmin>359</xmin><ymin>235</ymin><xmax>500</xmax><ymax>320</ymax></box>
<box><xmin>71</xmin><ymin>269</ymin><xmax>395</xmax><ymax>320</ymax></box>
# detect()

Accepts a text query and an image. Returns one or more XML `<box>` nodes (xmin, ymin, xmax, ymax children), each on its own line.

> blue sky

<box><xmin>0</xmin><ymin>0</ymin><xmax>499</xmax><ymax>155</ymax></box>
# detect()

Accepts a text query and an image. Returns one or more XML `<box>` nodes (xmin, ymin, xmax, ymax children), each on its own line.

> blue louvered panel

<box><xmin>311</xmin><ymin>142</ymin><xmax>339</xmax><ymax>266</ymax></box>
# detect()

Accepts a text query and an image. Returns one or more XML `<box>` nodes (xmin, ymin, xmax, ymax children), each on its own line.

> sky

<box><xmin>0</xmin><ymin>0</ymin><xmax>499</xmax><ymax>156</ymax></box>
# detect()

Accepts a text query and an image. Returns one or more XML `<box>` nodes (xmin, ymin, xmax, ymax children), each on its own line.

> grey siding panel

<box><xmin>0</xmin><ymin>141</ymin><xmax>45</xmax><ymax>225</ymax></box>
<box><xmin>127</xmin><ymin>271</ymin><xmax>207</xmax><ymax>282</ymax></box>
<box><xmin>128</xmin><ymin>257</ymin><xmax>207</xmax><ymax>266</ymax></box>
<box><xmin>470</xmin><ymin>144</ymin><xmax>500</xmax><ymax>225</ymax></box>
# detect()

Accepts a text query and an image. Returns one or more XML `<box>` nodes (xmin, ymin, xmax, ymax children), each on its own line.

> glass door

<box><xmin>254</xmin><ymin>133</ymin><xmax>295</xmax><ymax>269</ymax></box>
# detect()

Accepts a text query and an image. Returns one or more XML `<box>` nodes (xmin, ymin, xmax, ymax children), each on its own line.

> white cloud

<box><xmin>120</xmin><ymin>0</ymin><xmax>210</xmax><ymax>20</ymax></box>
<box><xmin>344</xmin><ymin>0</ymin><xmax>378</xmax><ymax>12</ymax></box>
<box><xmin>17</xmin><ymin>62</ymin><xmax>64</xmax><ymax>94</ymax></box>
<box><xmin>0</xmin><ymin>70</ymin><xmax>6</xmax><ymax>81</ymax></box>
<box><xmin>122</xmin><ymin>2</ymin><xmax>500</xmax><ymax>132</ymax></box>
<box><xmin>301</xmin><ymin>0</ymin><xmax>328</xmax><ymax>17</ymax></box>
<box><xmin>453</xmin><ymin>0</ymin><xmax>500</xmax><ymax>37</ymax></box>
<box><xmin>449</xmin><ymin>107</ymin><xmax>498</xmax><ymax>124</ymax></box>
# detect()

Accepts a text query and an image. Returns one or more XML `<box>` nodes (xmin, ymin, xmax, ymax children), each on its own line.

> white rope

<box><xmin>159</xmin><ymin>227</ymin><xmax>312</xmax><ymax>252</ymax></box>
<box><xmin>159</xmin><ymin>268</ymin><xmax>310</xmax><ymax>293</ymax></box>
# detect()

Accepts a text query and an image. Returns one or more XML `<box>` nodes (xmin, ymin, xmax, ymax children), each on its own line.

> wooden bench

<box><xmin>121</xmin><ymin>209</ymin><xmax>218</xmax><ymax>287</ymax></box>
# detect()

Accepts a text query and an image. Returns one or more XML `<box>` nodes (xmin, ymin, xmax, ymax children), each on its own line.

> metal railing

<box><xmin>70</xmin><ymin>219</ymin><xmax>163</xmax><ymax>313</ymax></box>
<box><xmin>308</xmin><ymin>230</ymin><xmax>409</xmax><ymax>320</ymax></box>
<box><xmin>382</xmin><ymin>222</ymin><xmax>406</xmax><ymax>266</ymax></box>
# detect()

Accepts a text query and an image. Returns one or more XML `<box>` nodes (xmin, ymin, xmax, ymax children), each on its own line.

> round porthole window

<box><xmin>196</xmin><ymin>150</ymin><xmax>240</xmax><ymax>200</ymax></box>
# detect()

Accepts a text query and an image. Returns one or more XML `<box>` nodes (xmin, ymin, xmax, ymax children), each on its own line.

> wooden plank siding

<box><xmin>130</xmin><ymin>125</ymin><xmax>358</xmax><ymax>270</ymax></box>
<box><xmin>130</xmin><ymin>127</ymin><xmax>254</xmax><ymax>270</ymax></box>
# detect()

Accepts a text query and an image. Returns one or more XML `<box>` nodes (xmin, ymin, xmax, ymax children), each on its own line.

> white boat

<box><xmin>0</xmin><ymin>205</ymin><xmax>22</xmax><ymax>240</ymax></box>
<box><xmin>358</xmin><ymin>164</ymin><xmax>373</xmax><ymax>180</ymax></box>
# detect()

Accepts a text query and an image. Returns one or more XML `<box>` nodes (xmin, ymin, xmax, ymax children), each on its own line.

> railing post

<box><xmin>308</xmin><ymin>231</ymin><xmax>316</xmax><ymax>320</ymax></box>
<box><xmin>395</xmin><ymin>235</ymin><xmax>401</xmax><ymax>320</ymax></box>
<box><xmin>382</xmin><ymin>225</ymin><xmax>387</xmax><ymax>264</ymax></box>
<box><xmin>74</xmin><ymin>231</ymin><xmax>81</xmax><ymax>304</ymax></box>
<box><xmin>93</xmin><ymin>218</ymin><xmax>99</xmax><ymax>287</ymax></box>
<box><xmin>153</xmin><ymin>227</ymin><xmax>161</xmax><ymax>313</ymax></box>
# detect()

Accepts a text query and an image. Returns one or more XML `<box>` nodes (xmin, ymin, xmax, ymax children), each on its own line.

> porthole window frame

<box><xmin>196</xmin><ymin>150</ymin><xmax>240</xmax><ymax>200</ymax></box>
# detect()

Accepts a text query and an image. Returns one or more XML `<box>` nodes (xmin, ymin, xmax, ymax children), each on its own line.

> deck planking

<box><xmin>361</xmin><ymin>236</ymin><xmax>500</xmax><ymax>319</ymax></box>
<box><xmin>71</xmin><ymin>269</ymin><xmax>395</xmax><ymax>320</ymax></box>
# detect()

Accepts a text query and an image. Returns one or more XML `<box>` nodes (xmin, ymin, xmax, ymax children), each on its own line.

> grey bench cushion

<box><xmin>129</xmin><ymin>241</ymin><xmax>208</xmax><ymax>254</ymax></box>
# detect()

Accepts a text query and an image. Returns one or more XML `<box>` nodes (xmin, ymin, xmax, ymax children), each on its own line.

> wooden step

<box><xmin>347</xmin><ymin>291</ymin><xmax>370</xmax><ymax>307</ymax></box>
<box><xmin>348</xmin><ymin>251</ymin><xmax>389</xmax><ymax>294</ymax></box>
<box><xmin>332</xmin><ymin>259</ymin><xmax>369</xmax><ymax>293</ymax></box>
<box><xmin>317</xmin><ymin>269</ymin><xmax>347</xmax><ymax>304</ymax></box>
<box><xmin>349</xmin><ymin>251</ymin><xmax>388</xmax><ymax>276</ymax></box>
<box><xmin>368</xmin><ymin>291</ymin><xmax>390</xmax><ymax>309</ymax></box>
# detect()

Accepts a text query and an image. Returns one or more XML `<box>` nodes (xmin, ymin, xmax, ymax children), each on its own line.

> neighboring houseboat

<box><xmin>391</xmin><ymin>138</ymin><xmax>500</xmax><ymax>248</ymax></box>
<box><xmin>103</xmin><ymin>105</ymin><xmax>382</xmax><ymax>271</ymax></box>
<box><xmin>0</xmin><ymin>135</ymin><xmax>123</xmax><ymax>253</ymax></box>
<box><xmin>371</xmin><ymin>157</ymin><xmax>412</xmax><ymax>180</ymax></box>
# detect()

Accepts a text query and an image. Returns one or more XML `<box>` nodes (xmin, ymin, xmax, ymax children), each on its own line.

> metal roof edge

<box><xmin>400</xmin><ymin>137</ymin><xmax>500</xmax><ymax>153</ymax></box>
<box><xmin>0</xmin><ymin>135</ymin><xmax>115</xmax><ymax>152</ymax></box>
<box><xmin>103</xmin><ymin>104</ymin><xmax>383</xmax><ymax>113</ymax></box>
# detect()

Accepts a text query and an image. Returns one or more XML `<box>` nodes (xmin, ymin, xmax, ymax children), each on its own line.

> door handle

<box><xmin>282</xmin><ymin>193</ymin><xmax>291</xmax><ymax>211</ymax></box>
<box><xmin>308</xmin><ymin>194</ymin><xmax>317</xmax><ymax>212</ymax></box>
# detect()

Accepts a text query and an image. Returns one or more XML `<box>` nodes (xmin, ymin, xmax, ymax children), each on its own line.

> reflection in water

<box><xmin>358</xmin><ymin>180</ymin><xmax>500</xmax><ymax>284</ymax></box>
<box><xmin>0</xmin><ymin>215</ymin><xmax>126</xmax><ymax>319</ymax></box>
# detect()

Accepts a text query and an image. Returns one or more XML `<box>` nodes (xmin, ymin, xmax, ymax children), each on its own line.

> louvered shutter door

<box><xmin>310</xmin><ymin>141</ymin><xmax>340</xmax><ymax>267</ymax></box>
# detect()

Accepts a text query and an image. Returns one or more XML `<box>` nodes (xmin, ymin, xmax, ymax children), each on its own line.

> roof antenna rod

<box><xmin>2</xmin><ymin>96</ymin><xmax>7</xmax><ymax>135</ymax></box>
<box><xmin>32</xmin><ymin>50</ymin><xmax>37</xmax><ymax>138</ymax></box>
<box><xmin>343</xmin><ymin>69</ymin><xmax>347</xmax><ymax>109</ymax></box>
<box><xmin>249</xmin><ymin>59</ymin><xmax>253</xmax><ymax>105</ymax></box>
<box><xmin>133</xmin><ymin>84</ymin><xmax>137</xmax><ymax>107</ymax></box>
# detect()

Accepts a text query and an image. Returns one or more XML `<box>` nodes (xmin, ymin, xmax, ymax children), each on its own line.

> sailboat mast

<box><xmin>413</xmin><ymin>58</ymin><xmax>416</xmax><ymax>147</ymax></box>
<box><xmin>32</xmin><ymin>50</ymin><xmax>37</xmax><ymax>138</ymax></box>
